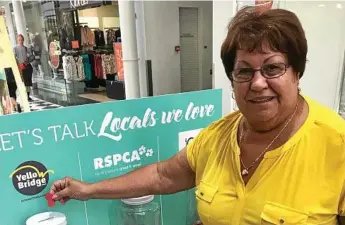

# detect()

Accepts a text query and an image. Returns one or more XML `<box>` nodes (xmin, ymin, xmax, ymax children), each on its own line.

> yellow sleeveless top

<box><xmin>187</xmin><ymin>96</ymin><xmax>345</xmax><ymax>225</ymax></box>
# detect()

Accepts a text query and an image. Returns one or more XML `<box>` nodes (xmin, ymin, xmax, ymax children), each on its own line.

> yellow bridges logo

<box><xmin>9</xmin><ymin>161</ymin><xmax>54</xmax><ymax>196</ymax></box>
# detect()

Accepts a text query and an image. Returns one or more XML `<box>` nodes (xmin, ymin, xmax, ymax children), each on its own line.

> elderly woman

<box><xmin>50</xmin><ymin>7</ymin><xmax>345</xmax><ymax>225</ymax></box>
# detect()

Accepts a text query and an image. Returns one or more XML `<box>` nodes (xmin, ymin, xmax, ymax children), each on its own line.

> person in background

<box><xmin>49</xmin><ymin>7</ymin><xmax>345</xmax><ymax>225</ymax></box>
<box><xmin>14</xmin><ymin>34</ymin><xmax>34</xmax><ymax>101</ymax></box>
<box><xmin>4</xmin><ymin>68</ymin><xmax>21</xmax><ymax>113</ymax></box>
<box><xmin>0</xmin><ymin>71</ymin><xmax>13</xmax><ymax>115</ymax></box>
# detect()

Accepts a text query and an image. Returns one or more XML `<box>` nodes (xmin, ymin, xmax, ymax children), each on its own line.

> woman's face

<box><xmin>233</xmin><ymin>49</ymin><xmax>299</xmax><ymax>127</ymax></box>
<box><xmin>17</xmin><ymin>36</ymin><xmax>24</xmax><ymax>46</ymax></box>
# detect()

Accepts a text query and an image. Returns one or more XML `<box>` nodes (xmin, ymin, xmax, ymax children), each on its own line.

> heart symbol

<box><xmin>45</xmin><ymin>193</ymin><xmax>55</xmax><ymax>207</ymax></box>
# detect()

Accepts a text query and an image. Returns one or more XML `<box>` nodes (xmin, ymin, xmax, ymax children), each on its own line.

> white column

<box><xmin>134</xmin><ymin>1</ymin><xmax>148</xmax><ymax>97</ymax></box>
<box><xmin>4</xmin><ymin>3</ymin><xmax>16</xmax><ymax>47</ymax></box>
<box><xmin>12</xmin><ymin>0</ymin><xmax>27</xmax><ymax>45</ymax></box>
<box><xmin>118</xmin><ymin>0</ymin><xmax>140</xmax><ymax>99</ymax></box>
<box><xmin>213</xmin><ymin>0</ymin><xmax>235</xmax><ymax>115</ymax></box>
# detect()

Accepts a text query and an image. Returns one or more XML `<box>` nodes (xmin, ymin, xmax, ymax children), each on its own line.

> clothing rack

<box><xmin>64</xmin><ymin>49</ymin><xmax>113</xmax><ymax>55</ymax></box>
<box><xmin>95</xmin><ymin>49</ymin><xmax>113</xmax><ymax>54</ymax></box>
<box><xmin>62</xmin><ymin>49</ymin><xmax>79</xmax><ymax>56</ymax></box>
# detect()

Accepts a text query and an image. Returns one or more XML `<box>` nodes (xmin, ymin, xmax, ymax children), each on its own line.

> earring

<box><xmin>232</xmin><ymin>91</ymin><xmax>235</xmax><ymax>100</ymax></box>
<box><xmin>298</xmin><ymin>87</ymin><xmax>301</xmax><ymax>93</ymax></box>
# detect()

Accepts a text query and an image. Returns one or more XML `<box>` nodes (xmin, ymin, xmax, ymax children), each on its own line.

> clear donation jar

<box><xmin>115</xmin><ymin>195</ymin><xmax>161</xmax><ymax>225</ymax></box>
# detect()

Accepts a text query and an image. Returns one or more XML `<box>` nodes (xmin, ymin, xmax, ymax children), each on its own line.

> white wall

<box><xmin>140</xmin><ymin>1</ymin><xmax>213</xmax><ymax>96</ymax></box>
<box><xmin>282</xmin><ymin>1</ymin><xmax>345</xmax><ymax>111</ymax></box>
<box><xmin>212</xmin><ymin>0</ymin><xmax>345</xmax><ymax>115</ymax></box>
<box><xmin>213</xmin><ymin>0</ymin><xmax>235</xmax><ymax>115</ymax></box>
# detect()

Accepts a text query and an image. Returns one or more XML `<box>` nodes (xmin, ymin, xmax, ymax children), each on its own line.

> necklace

<box><xmin>239</xmin><ymin>100</ymin><xmax>299</xmax><ymax>176</ymax></box>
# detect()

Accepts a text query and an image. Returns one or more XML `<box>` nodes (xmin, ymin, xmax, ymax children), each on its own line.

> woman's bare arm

<box><xmin>51</xmin><ymin>148</ymin><xmax>195</xmax><ymax>202</ymax></box>
<box><xmin>89</xmin><ymin>148</ymin><xmax>195</xmax><ymax>199</ymax></box>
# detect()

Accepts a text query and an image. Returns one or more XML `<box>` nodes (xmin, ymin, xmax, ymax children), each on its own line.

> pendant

<box><xmin>242</xmin><ymin>169</ymin><xmax>249</xmax><ymax>176</ymax></box>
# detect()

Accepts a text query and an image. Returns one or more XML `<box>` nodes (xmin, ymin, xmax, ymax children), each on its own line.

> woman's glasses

<box><xmin>232</xmin><ymin>63</ymin><xmax>290</xmax><ymax>83</ymax></box>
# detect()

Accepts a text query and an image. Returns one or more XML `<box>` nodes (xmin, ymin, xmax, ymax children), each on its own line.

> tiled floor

<box><xmin>28</xmin><ymin>97</ymin><xmax>63</xmax><ymax>112</ymax></box>
<box><xmin>27</xmin><ymin>83</ymin><xmax>113</xmax><ymax>112</ymax></box>
<box><xmin>32</xmin><ymin>89</ymin><xmax>98</xmax><ymax>107</ymax></box>
<box><xmin>78</xmin><ymin>92</ymin><xmax>113</xmax><ymax>103</ymax></box>
<box><xmin>12</xmin><ymin>97</ymin><xmax>63</xmax><ymax>114</ymax></box>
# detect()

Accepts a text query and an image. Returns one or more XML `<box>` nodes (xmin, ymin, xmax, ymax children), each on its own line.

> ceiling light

<box><xmin>318</xmin><ymin>4</ymin><xmax>325</xmax><ymax>7</ymax></box>
<box><xmin>337</xmin><ymin>3</ymin><xmax>342</xmax><ymax>9</ymax></box>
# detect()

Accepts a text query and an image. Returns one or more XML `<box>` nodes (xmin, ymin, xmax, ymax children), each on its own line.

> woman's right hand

<box><xmin>50</xmin><ymin>177</ymin><xmax>92</xmax><ymax>205</ymax></box>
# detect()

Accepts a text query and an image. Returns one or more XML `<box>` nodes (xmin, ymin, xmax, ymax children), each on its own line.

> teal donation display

<box><xmin>0</xmin><ymin>89</ymin><xmax>222</xmax><ymax>225</ymax></box>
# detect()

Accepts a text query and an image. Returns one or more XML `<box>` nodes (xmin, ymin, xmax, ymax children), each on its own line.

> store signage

<box><xmin>0</xmin><ymin>89</ymin><xmax>222</xmax><ymax>225</ymax></box>
<box><xmin>58</xmin><ymin>1</ymin><xmax>110</xmax><ymax>11</ymax></box>
<box><xmin>114</xmin><ymin>43</ymin><xmax>124</xmax><ymax>81</ymax></box>
<box><xmin>49</xmin><ymin>40</ymin><xmax>61</xmax><ymax>69</ymax></box>
<box><xmin>70</xmin><ymin>0</ymin><xmax>89</xmax><ymax>8</ymax></box>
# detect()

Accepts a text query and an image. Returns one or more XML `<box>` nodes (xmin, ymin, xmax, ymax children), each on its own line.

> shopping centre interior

<box><xmin>3</xmin><ymin>1</ymin><xmax>345</xmax><ymax>224</ymax></box>
<box><xmin>4</xmin><ymin>1</ymin><xmax>124</xmax><ymax>107</ymax></box>
<box><xmin>1</xmin><ymin>0</ymin><xmax>345</xmax><ymax>118</ymax></box>
<box><xmin>0</xmin><ymin>0</ymin><xmax>214</xmax><ymax>113</ymax></box>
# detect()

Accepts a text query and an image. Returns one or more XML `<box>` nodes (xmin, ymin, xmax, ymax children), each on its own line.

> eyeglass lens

<box><xmin>232</xmin><ymin>63</ymin><xmax>287</xmax><ymax>82</ymax></box>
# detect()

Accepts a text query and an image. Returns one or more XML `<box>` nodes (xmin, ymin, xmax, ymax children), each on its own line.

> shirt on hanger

<box><xmin>106</xmin><ymin>29</ymin><xmax>116</xmax><ymax>44</ymax></box>
<box><xmin>101</xmin><ymin>54</ymin><xmax>117</xmax><ymax>78</ymax></box>
<box><xmin>81</xmin><ymin>26</ymin><xmax>95</xmax><ymax>48</ymax></box>
<box><xmin>62</xmin><ymin>55</ymin><xmax>85</xmax><ymax>81</ymax></box>
<box><xmin>81</xmin><ymin>54</ymin><xmax>92</xmax><ymax>81</ymax></box>
<box><xmin>94</xmin><ymin>54</ymin><xmax>104</xmax><ymax>79</ymax></box>
<box><xmin>94</xmin><ymin>30</ymin><xmax>105</xmax><ymax>47</ymax></box>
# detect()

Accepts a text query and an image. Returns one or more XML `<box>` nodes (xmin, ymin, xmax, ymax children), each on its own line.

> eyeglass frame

<box><xmin>231</xmin><ymin>63</ymin><xmax>291</xmax><ymax>83</ymax></box>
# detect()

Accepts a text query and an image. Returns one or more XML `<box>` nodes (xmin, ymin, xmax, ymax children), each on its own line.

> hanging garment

<box><xmin>101</xmin><ymin>54</ymin><xmax>117</xmax><ymax>78</ymax></box>
<box><xmin>106</xmin><ymin>29</ymin><xmax>116</xmax><ymax>44</ymax></box>
<box><xmin>81</xmin><ymin>26</ymin><xmax>95</xmax><ymax>48</ymax></box>
<box><xmin>89</xmin><ymin>29</ymin><xmax>95</xmax><ymax>47</ymax></box>
<box><xmin>94</xmin><ymin>30</ymin><xmax>105</xmax><ymax>47</ymax></box>
<box><xmin>62</xmin><ymin>55</ymin><xmax>75</xmax><ymax>80</ymax></box>
<box><xmin>74</xmin><ymin>56</ymin><xmax>85</xmax><ymax>81</ymax></box>
<box><xmin>59</xmin><ymin>28</ymin><xmax>72</xmax><ymax>50</ymax></box>
<box><xmin>84</xmin><ymin>54</ymin><xmax>99</xmax><ymax>88</ymax></box>
<box><xmin>115</xmin><ymin>29</ymin><xmax>121</xmax><ymax>42</ymax></box>
<box><xmin>80</xmin><ymin>27</ymin><xmax>84</xmax><ymax>46</ymax></box>
<box><xmin>94</xmin><ymin>54</ymin><xmax>104</xmax><ymax>79</ymax></box>
<box><xmin>62</xmin><ymin>55</ymin><xmax>85</xmax><ymax>81</ymax></box>
<box><xmin>81</xmin><ymin>55</ymin><xmax>92</xmax><ymax>81</ymax></box>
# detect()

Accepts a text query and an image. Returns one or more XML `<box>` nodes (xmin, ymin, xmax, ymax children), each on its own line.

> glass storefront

<box><xmin>5</xmin><ymin>0</ymin><xmax>123</xmax><ymax>108</ymax></box>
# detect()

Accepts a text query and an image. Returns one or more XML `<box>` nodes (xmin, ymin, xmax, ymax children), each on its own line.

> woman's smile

<box><xmin>247</xmin><ymin>96</ymin><xmax>276</xmax><ymax>105</ymax></box>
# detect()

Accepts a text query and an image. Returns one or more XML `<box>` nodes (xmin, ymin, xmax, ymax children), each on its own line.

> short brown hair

<box><xmin>221</xmin><ymin>7</ymin><xmax>308</xmax><ymax>81</ymax></box>
<box><xmin>17</xmin><ymin>34</ymin><xmax>24</xmax><ymax>40</ymax></box>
